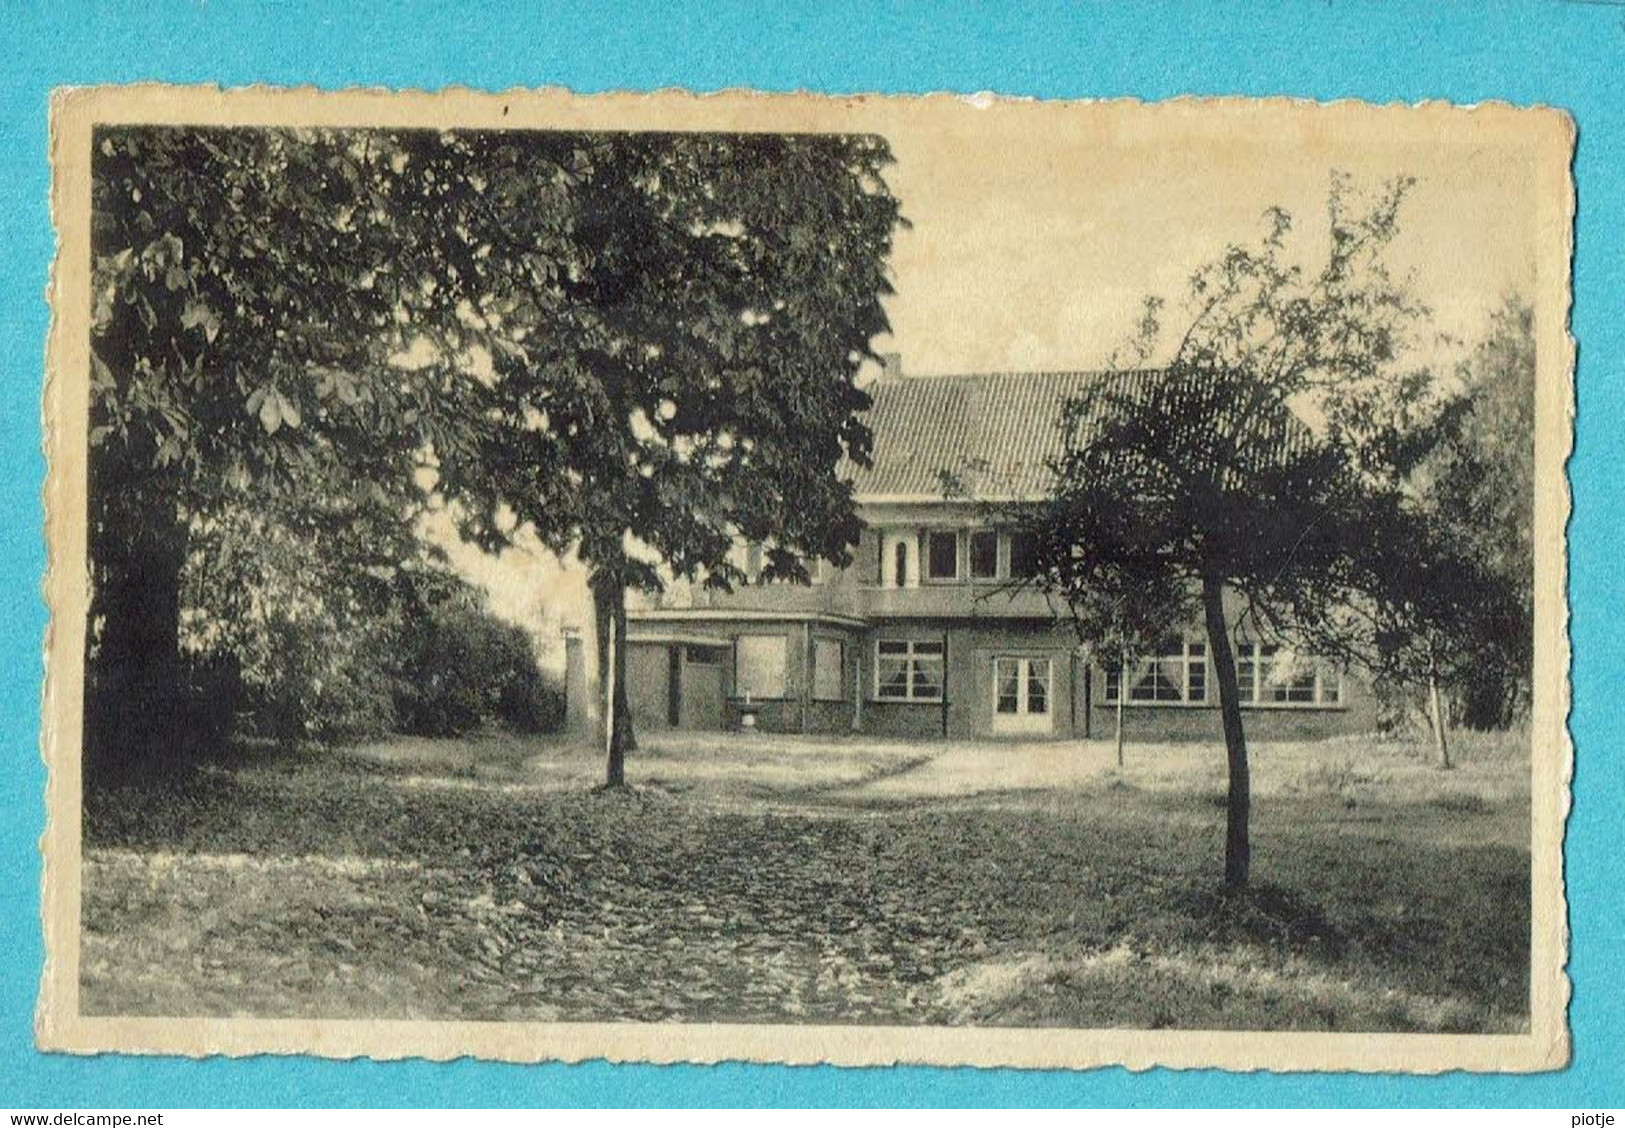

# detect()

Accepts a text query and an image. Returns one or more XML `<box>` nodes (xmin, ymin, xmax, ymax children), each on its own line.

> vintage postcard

<box><xmin>39</xmin><ymin>85</ymin><xmax>1573</xmax><ymax>1071</ymax></box>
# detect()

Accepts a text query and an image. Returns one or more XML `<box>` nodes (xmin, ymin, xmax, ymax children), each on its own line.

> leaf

<box><xmin>179</xmin><ymin>300</ymin><xmax>214</xmax><ymax>334</ymax></box>
<box><xmin>90</xmin><ymin>351</ymin><xmax>116</xmax><ymax>394</ymax></box>
<box><xmin>258</xmin><ymin>390</ymin><xmax>284</xmax><ymax>435</ymax></box>
<box><xmin>492</xmin><ymin>336</ymin><xmax>528</xmax><ymax>364</ymax></box>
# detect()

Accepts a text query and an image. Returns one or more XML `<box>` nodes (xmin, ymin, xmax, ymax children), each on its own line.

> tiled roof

<box><xmin>847</xmin><ymin>369</ymin><xmax>1160</xmax><ymax>500</ymax></box>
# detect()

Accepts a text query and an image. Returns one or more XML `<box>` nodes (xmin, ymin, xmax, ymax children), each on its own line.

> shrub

<box><xmin>176</xmin><ymin>527</ymin><xmax>561</xmax><ymax>746</ymax></box>
<box><xmin>235</xmin><ymin>613</ymin><xmax>401</xmax><ymax>744</ymax></box>
<box><xmin>395</xmin><ymin>599</ymin><xmax>562</xmax><ymax>737</ymax></box>
<box><xmin>496</xmin><ymin>663</ymin><xmax>566</xmax><ymax>734</ymax></box>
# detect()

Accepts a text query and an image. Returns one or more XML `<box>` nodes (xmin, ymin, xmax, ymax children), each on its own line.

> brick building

<box><xmin>574</xmin><ymin>365</ymin><xmax>1375</xmax><ymax>741</ymax></box>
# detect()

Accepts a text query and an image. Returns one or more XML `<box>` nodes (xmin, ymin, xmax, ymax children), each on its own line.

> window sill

<box><xmin>1101</xmin><ymin>700</ymin><xmax>1347</xmax><ymax>712</ymax></box>
<box><xmin>1244</xmin><ymin>701</ymin><xmax>1347</xmax><ymax>711</ymax></box>
<box><xmin>1101</xmin><ymin>699</ymin><xmax>1208</xmax><ymax>709</ymax></box>
<box><xmin>858</xmin><ymin>580</ymin><xmax>1035</xmax><ymax>591</ymax></box>
<box><xmin>870</xmin><ymin>697</ymin><xmax>946</xmax><ymax>706</ymax></box>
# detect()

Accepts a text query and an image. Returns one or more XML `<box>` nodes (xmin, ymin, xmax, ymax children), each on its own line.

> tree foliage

<box><xmin>430</xmin><ymin>133</ymin><xmax>904</xmax><ymax>783</ymax></box>
<box><xmin>87</xmin><ymin>126</ymin><xmax>597</xmax><ymax>762</ymax></box>
<box><xmin>87</xmin><ymin>126</ymin><xmax>901</xmax><ymax>782</ymax></box>
<box><xmin>177</xmin><ymin>487</ymin><xmax>430</xmax><ymax>744</ymax></box>
<box><xmin>87</xmin><ymin>126</ymin><xmax>479</xmax><ymax>765</ymax></box>
<box><xmin>1286</xmin><ymin>297</ymin><xmax>1535</xmax><ymax>764</ymax></box>
<box><xmin>1416</xmin><ymin>298</ymin><xmax>1536</xmax><ymax>728</ymax></box>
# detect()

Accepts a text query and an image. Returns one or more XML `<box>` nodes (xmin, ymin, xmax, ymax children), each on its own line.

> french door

<box><xmin>992</xmin><ymin>656</ymin><xmax>1053</xmax><ymax>734</ymax></box>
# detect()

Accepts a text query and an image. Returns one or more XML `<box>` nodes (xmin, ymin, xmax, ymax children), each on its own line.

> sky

<box><xmin>449</xmin><ymin>98</ymin><xmax>1553</xmax><ymax>659</ymax></box>
<box><xmin>871</xmin><ymin>98</ymin><xmax>1540</xmax><ymax>377</ymax></box>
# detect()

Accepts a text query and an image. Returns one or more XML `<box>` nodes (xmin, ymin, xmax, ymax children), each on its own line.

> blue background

<box><xmin>1</xmin><ymin>0</ymin><xmax>1618</xmax><ymax>1108</ymax></box>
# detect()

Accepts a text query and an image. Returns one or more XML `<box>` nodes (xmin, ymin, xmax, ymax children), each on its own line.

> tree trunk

<box><xmin>84</xmin><ymin>499</ymin><xmax>188</xmax><ymax>775</ymax></box>
<box><xmin>1115</xmin><ymin>650</ymin><xmax>1126</xmax><ymax>769</ymax></box>
<box><xmin>614</xmin><ymin>596</ymin><xmax>635</xmax><ymax>754</ymax></box>
<box><xmin>591</xmin><ymin>573</ymin><xmax>635</xmax><ymax>787</ymax></box>
<box><xmin>1427</xmin><ymin>654</ymin><xmax>1452</xmax><ymax>770</ymax></box>
<box><xmin>1201</xmin><ymin>573</ymin><xmax>1251</xmax><ymax>891</ymax></box>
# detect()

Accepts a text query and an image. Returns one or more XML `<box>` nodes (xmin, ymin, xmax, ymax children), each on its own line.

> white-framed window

<box><xmin>969</xmin><ymin>530</ymin><xmax>999</xmax><ymax>579</ymax></box>
<box><xmin>812</xmin><ymin>637</ymin><xmax>844</xmax><ymax>702</ymax></box>
<box><xmin>993</xmin><ymin>656</ymin><xmax>1053</xmax><ymax>732</ymax></box>
<box><xmin>925</xmin><ymin>530</ymin><xmax>960</xmax><ymax>582</ymax></box>
<box><xmin>1237</xmin><ymin>643</ymin><xmax>1343</xmax><ymax>706</ymax></box>
<box><xmin>874</xmin><ymin>639</ymin><xmax>944</xmax><ymax>702</ymax></box>
<box><xmin>1104</xmin><ymin>638</ymin><xmax>1208</xmax><ymax>704</ymax></box>
<box><xmin>735</xmin><ymin>634</ymin><xmax>787</xmax><ymax>700</ymax></box>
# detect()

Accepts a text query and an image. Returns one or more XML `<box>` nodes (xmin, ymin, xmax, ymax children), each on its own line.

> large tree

<box><xmin>90</xmin><ymin>127</ymin><xmax>901</xmax><ymax>787</ymax></box>
<box><xmin>1325</xmin><ymin>296</ymin><xmax>1535</xmax><ymax>767</ymax></box>
<box><xmin>86</xmin><ymin>126</ymin><xmax>590</xmax><ymax>766</ymax></box>
<box><xmin>1024</xmin><ymin>177</ymin><xmax>1439</xmax><ymax>889</ymax></box>
<box><xmin>1419</xmin><ymin>298</ymin><xmax>1536</xmax><ymax>730</ymax></box>
<box><xmin>435</xmin><ymin>133</ymin><xmax>903</xmax><ymax>786</ymax></box>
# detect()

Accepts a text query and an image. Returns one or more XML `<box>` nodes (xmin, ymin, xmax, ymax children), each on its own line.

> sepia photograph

<box><xmin>39</xmin><ymin>87</ymin><xmax>1572</xmax><ymax>1071</ymax></box>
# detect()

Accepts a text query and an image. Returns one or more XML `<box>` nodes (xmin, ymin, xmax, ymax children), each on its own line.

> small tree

<box><xmin>1025</xmin><ymin>176</ymin><xmax>1437</xmax><ymax>889</ymax></box>
<box><xmin>1060</xmin><ymin>574</ymin><xmax>1185</xmax><ymax>770</ymax></box>
<box><xmin>1344</xmin><ymin>449</ymin><xmax>1531</xmax><ymax>767</ymax></box>
<box><xmin>1353</xmin><ymin>507</ymin><xmax>1521</xmax><ymax>766</ymax></box>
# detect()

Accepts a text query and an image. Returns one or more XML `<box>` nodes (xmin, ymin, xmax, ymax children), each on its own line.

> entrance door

<box><xmin>992</xmin><ymin>656</ymin><xmax>1053</xmax><ymax>734</ymax></box>
<box><xmin>679</xmin><ymin>645</ymin><xmax>726</xmax><ymax>729</ymax></box>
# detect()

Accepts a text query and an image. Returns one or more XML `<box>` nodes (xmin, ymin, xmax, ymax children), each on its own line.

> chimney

<box><xmin>879</xmin><ymin>352</ymin><xmax>903</xmax><ymax>378</ymax></box>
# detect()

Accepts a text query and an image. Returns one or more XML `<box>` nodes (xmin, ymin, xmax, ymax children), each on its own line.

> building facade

<box><xmin>599</xmin><ymin>367</ymin><xmax>1376</xmax><ymax>742</ymax></box>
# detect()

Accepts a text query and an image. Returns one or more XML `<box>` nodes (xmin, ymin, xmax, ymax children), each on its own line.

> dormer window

<box><xmin>925</xmin><ymin>531</ymin><xmax>959</xmax><ymax>582</ymax></box>
<box><xmin>1008</xmin><ymin>531</ymin><xmax>1041</xmax><ymax>580</ymax></box>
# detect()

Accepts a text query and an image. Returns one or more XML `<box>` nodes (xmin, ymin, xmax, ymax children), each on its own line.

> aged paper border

<box><xmin>38</xmin><ymin>84</ymin><xmax>1575</xmax><ymax>1073</ymax></box>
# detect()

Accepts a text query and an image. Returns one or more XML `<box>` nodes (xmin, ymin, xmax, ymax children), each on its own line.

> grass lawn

<box><xmin>80</xmin><ymin>728</ymin><xmax>1531</xmax><ymax>1031</ymax></box>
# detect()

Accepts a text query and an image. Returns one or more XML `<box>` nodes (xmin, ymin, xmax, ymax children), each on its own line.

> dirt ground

<box><xmin>80</xmin><ymin>728</ymin><xmax>1532</xmax><ymax>1031</ymax></box>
